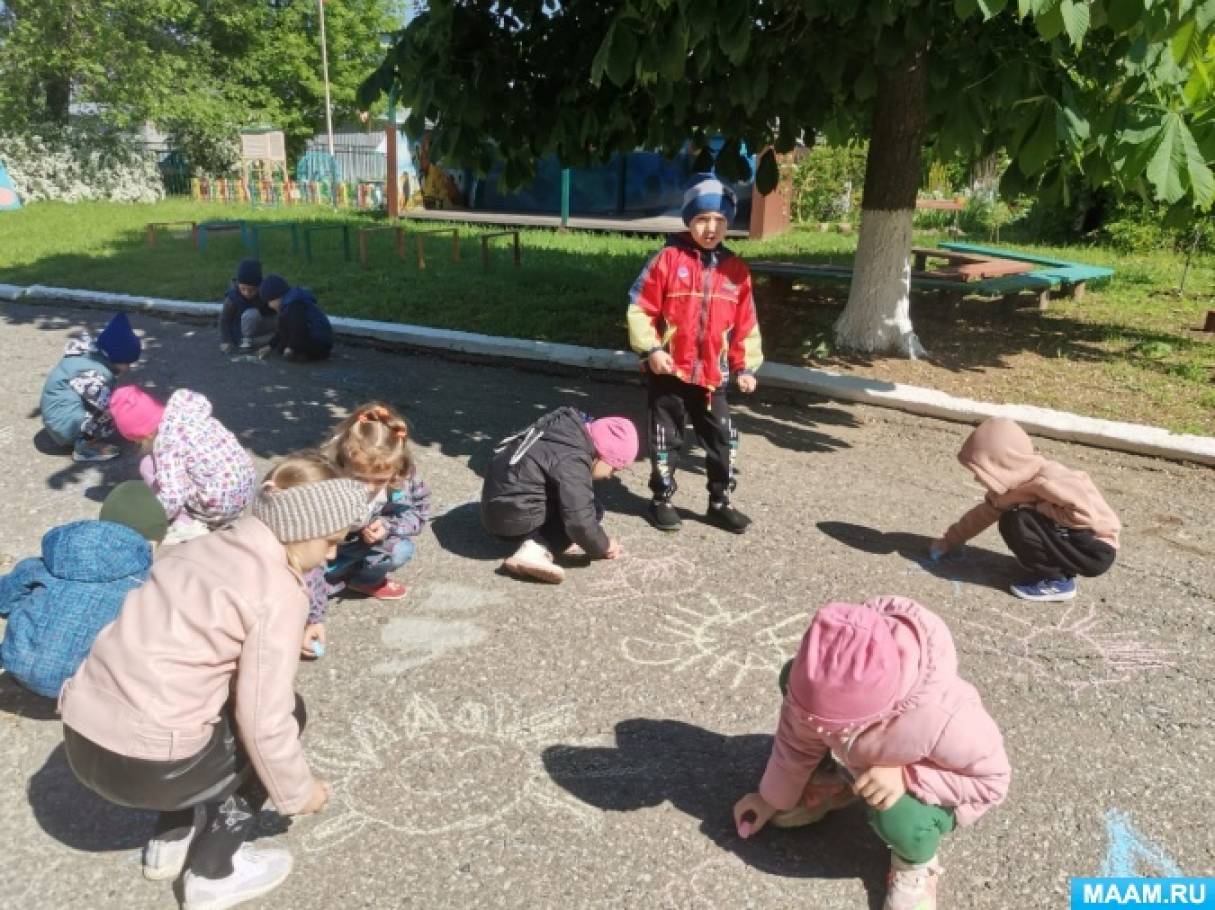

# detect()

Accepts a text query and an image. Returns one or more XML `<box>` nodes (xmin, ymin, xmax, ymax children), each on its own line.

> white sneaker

<box><xmin>142</xmin><ymin>806</ymin><xmax>204</xmax><ymax>881</ymax></box>
<box><xmin>502</xmin><ymin>539</ymin><xmax>565</xmax><ymax>584</ymax></box>
<box><xmin>182</xmin><ymin>844</ymin><xmax>294</xmax><ymax>910</ymax></box>
<box><xmin>883</xmin><ymin>853</ymin><xmax>943</xmax><ymax>910</ymax></box>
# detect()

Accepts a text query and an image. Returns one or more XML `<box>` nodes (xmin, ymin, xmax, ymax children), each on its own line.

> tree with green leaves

<box><xmin>0</xmin><ymin>0</ymin><xmax>401</xmax><ymax>168</ymax></box>
<box><xmin>362</xmin><ymin>0</ymin><xmax>1214</xmax><ymax>356</ymax></box>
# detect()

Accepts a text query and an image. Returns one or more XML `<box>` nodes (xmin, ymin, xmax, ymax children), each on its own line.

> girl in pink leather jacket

<box><xmin>733</xmin><ymin>596</ymin><xmax>1011</xmax><ymax>910</ymax></box>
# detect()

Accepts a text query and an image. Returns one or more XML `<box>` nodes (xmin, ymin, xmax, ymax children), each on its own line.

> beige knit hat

<box><xmin>251</xmin><ymin>478</ymin><xmax>367</xmax><ymax>543</ymax></box>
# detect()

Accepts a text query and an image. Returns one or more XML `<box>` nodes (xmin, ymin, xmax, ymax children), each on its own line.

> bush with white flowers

<box><xmin>0</xmin><ymin>125</ymin><xmax>165</xmax><ymax>203</ymax></box>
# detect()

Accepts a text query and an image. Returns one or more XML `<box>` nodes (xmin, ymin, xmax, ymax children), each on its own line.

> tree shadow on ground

<box><xmin>0</xmin><ymin>674</ymin><xmax>58</xmax><ymax>720</ymax></box>
<box><xmin>815</xmin><ymin>521</ymin><xmax>1025</xmax><ymax>594</ymax></box>
<box><xmin>543</xmin><ymin>717</ymin><xmax>888</xmax><ymax>909</ymax></box>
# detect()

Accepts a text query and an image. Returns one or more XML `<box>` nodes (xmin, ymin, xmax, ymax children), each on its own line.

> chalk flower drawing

<box><xmin>583</xmin><ymin>550</ymin><xmax>702</xmax><ymax>607</ymax></box>
<box><xmin>621</xmin><ymin>595</ymin><xmax>806</xmax><ymax>689</ymax></box>
<box><xmin>957</xmin><ymin>602</ymin><xmax>1174</xmax><ymax>695</ymax></box>
<box><xmin>303</xmin><ymin>694</ymin><xmax>598</xmax><ymax>851</ymax></box>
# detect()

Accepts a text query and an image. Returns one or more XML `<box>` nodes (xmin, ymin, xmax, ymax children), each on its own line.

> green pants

<box><xmin>869</xmin><ymin>794</ymin><xmax>956</xmax><ymax>863</ymax></box>
<box><xmin>778</xmin><ymin>658</ymin><xmax>956</xmax><ymax>864</ymax></box>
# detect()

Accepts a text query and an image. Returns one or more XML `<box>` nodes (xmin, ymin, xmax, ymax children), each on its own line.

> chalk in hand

<box><xmin>311</xmin><ymin>641</ymin><xmax>325</xmax><ymax>658</ymax></box>
<box><xmin>738</xmin><ymin>811</ymin><xmax>756</xmax><ymax>839</ymax></box>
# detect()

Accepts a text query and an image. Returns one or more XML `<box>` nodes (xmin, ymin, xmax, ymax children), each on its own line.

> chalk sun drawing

<box><xmin>583</xmin><ymin>549</ymin><xmax>702</xmax><ymax>607</ymax></box>
<box><xmin>621</xmin><ymin>594</ymin><xmax>806</xmax><ymax>689</ymax></box>
<box><xmin>957</xmin><ymin>602</ymin><xmax>1175</xmax><ymax>695</ymax></box>
<box><xmin>303</xmin><ymin>694</ymin><xmax>598</xmax><ymax>851</ymax></box>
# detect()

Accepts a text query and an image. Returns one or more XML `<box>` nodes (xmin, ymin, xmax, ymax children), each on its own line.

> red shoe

<box><xmin>345</xmin><ymin>579</ymin><xmax>408</xmax><ymax>600</ymax></box>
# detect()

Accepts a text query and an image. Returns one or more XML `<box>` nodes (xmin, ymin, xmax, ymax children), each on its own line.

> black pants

<box><xmin>999</xmin><ymin>509</ymin><xmax>1117</xmax><ymax>580</ymax></box>
<box><xmin>64</xmin><ymin>695</ymin><xmax>306</xmax><ymax>879</ymax></box>
<box><xmin>647</xmin><ymin>373</ymin><xmax>736</xmax><ymax>500</ymax></box>
<box><xmin>487</xmin><ymin>499</ymin><xmax>605</xmax><ymax>555</ymax></box>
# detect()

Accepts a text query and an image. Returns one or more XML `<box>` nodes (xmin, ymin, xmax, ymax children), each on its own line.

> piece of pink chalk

<box><xmin>738</xmin><ymin>819</ymin><xmax>753</xmax><ymax>838</ymax></box>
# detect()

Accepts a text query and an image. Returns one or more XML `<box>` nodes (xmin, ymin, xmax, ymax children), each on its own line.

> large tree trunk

<box><xmin>834</xmin><ymin>44</ymin><xmax>929</xmax><ymax>358</ymax></box>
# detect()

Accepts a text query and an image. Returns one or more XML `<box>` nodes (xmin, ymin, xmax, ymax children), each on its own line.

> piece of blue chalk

<box><xmin>311</xmin><ymin>641</ymin><xmax>325</xmax><ymax>658</ymax></box>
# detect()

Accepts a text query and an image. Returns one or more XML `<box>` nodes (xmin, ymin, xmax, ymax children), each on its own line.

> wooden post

<box><xmin>147</xmin><ymin>224</ymin><xmax>156</xmax><ymax>247</ymax></box>
<box><xmin>513</xmin><ymin>232</ymin><xmax>521</xmax><ymax>266</ymax></box>
<box><xmin>395</xmin><ymin>227</ymin><xmax>405</xmax><ymax>261</ymax></box>
<box><xmin>416</xmin><ymin>235</ymin><xmax>426</xmax><ymax>270</ymax></box>
<box><xmin>1203</xmin><ymin>310</ymin><xmax>1215</xmax><ymax>332</ymax></box>
<box><xmin>481</xmin><ymin>236</ymin><xmax>489</xmax><ymax>269</ymax></box>
<box><xmin>358</xmin><ymin>230</ymin><xmax>369</xmax><ymax>267</ymax></box>
<box><xmin>452</xmin><ymin>231</ymin><xmax>460</xmax><ymax>262</ymax></box>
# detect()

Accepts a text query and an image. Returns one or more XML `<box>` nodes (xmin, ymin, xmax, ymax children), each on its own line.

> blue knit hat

<box><xmin>259</xmin><ymin>274</ymin><xmax>290</xmax><ymax>303</ymax></box>
<box><xmin>96</xmin><ymin>312</ymin><xmax>141</xmax><ymax>365</ymax></box>
<box><xmin>235</xmin><ymin>258</ymin><xmax>263</xmax><ymax>285</ymax></box>
<box><xmin>681</xmin><ymin>173</ymin><xmax>737</xmax><ymax>227</ymax></box>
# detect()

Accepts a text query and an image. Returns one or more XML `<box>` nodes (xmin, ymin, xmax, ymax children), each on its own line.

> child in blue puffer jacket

<box><xmin>0</xmin><ymin>481</ymin><xmax>167</xmax><ymax>697</ymax></box>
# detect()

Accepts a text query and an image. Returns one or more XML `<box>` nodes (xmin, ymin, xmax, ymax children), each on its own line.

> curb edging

<box><xmin>5</xmin><ymin>283</ymin><xmax>1213</xmax><ymax>467</ymax></box>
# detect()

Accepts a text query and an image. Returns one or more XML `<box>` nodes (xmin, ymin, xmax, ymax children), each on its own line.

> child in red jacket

<box><xmin>627</xmin><ymin>173</ymin><xmax>763</xmax><ymax>534</ymax></box>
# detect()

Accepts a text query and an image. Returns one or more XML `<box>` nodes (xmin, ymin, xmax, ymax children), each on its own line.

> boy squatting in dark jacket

<box><xmin>0</xmin><ymin>481</ymin><xmax>167</xmax><ymax>698</ymax></box>
<box><xmin>480</xmin><ymin>407</ymin><xmax>638</xmax><ymax>584</ymax></box>
<box><xmin>218</xmin><ymin>258</ymin><xmax>277</xmax><ymax>353</ymax></box>
<box><xmin>256</xmin><ymin>274</ymin><xmax>334</xmax><ymax>361</ymax></box>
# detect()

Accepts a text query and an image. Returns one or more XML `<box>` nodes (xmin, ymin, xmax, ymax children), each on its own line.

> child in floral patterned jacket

<box><xmin>109</xmin><ymin>386</ymin><xmax>257</xmax><ymax>544</ymax></box>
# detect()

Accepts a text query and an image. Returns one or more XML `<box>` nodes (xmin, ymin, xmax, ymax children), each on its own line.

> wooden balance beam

<box><xmin>480</xmin><ymin>230</ymin><xmax>521</xmax><ymax>269</ymax></box>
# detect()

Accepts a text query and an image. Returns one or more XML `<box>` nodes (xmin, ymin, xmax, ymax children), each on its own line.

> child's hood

<box><xmin>161</xmin><ymin>388</ymin><xmax>215</xmax><ymax>431</ymax></box>
<box><xmin>41</xmin><ymin>520</ymin><xmax>151</xmax><ymax>582</ymax></box>
<box><xmin>957</xmin><ymin>417</ymin><xmax>1044</xmax><ymax>495</ymax></box>
<box><xmin>62</xmin><ymin>332</ymin><xmax>101</xmax><ymax>359</ymax></box>
<box><xmin>867</xmin><ymin>595</ymin><xmax>957</xmax><ymax>717</ymax></box>
<box><xmin>500</xmin><ymin>406</ymin><xmax>595</xmax><ymax>464</ymax></box>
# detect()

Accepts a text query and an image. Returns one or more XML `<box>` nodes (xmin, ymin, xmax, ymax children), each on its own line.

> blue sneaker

<box><xmin>1010</xmin><ymin>577</ymin><xmax>1076</xmax><ymax>602</ymax></box>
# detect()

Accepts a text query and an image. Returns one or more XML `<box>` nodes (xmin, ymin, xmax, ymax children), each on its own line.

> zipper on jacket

<box><xmin>691</xmin><ymin>253</ymin><xmax>713</xmax><ymax>386</ymax></box>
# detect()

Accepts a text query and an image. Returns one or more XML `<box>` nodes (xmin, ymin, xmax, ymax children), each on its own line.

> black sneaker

<box><xmin>707</xmin><ymin>498</ymin><xmax>751</xmax><ymax>534</ymax></box>
<box><xmin>650</xmin><ymin>499</ymin><xmax>682</xmax><ymax>531</ymax></box>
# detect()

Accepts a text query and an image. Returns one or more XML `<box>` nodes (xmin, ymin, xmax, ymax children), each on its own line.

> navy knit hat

<box><xmin>96</xmin><ymin>312</ymin><xmax>141</xmax><ymax>365</ymax></box>
<box><xmin>681</xmin><ymin>173</ymin><xmax>737</xmax><ymax>227</ymax></box>
<box><xmin>235</xmin><ymin>258</ymin><xmax>263</xmax><ymax>285</ymax></box>
<box><xmin>259</xmin><ymin>274</ymin><xmax>290</xmax><ymax>304</ymax></box>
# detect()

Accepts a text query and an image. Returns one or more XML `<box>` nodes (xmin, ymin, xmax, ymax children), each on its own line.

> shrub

<box><xmin>0</xmin><ymin>123</ymin><xmax>164</xmax><ymax>203</ymax></box>
<box><xmin>791</xmin><ymin>141</ymin><xmax>867</xmax><ymax>223</ymax></box>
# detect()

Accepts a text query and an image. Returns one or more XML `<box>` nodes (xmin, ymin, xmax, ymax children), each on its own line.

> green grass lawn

<box><xmin>1</xmin><ymin>199</ymin><xmax>1212</xmax><ymax>434</ymax></box>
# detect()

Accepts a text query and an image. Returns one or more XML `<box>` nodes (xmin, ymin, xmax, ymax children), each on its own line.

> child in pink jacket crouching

<box><xmin>733</xmin><ymin>596</ymin><xmax>1010</xmax><ymax>910</ymax></box>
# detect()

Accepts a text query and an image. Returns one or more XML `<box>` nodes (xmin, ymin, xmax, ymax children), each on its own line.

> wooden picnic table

<box><xmin>911</xmin><ymin>246</ymin><xmax>1036</xmax><ymax>282</ymax></box>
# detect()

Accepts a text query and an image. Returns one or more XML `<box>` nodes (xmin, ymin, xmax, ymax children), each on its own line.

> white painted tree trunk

<box><xmin>833</xmin><ymin>207</ymin><xmax>925</xmax><ymax>358</ymax></box>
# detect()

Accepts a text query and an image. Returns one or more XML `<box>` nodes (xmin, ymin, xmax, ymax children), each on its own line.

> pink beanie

<box><xmin>586</xmin><ymin>417</ymin><xmax>639</xmax><ymax>470</ymax></box>
<box><xmin>109</xmin><ymin>386</ymin><xmax>165</xmax><ymax>441</ymax></box>
<box><xmin>787</xmin><ymin>602</ymin><xmax>901</xmax><ymax>733</ymax></box>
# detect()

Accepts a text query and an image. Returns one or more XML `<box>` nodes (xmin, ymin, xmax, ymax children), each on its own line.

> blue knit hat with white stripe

<box><xmin>681</xmin><ymin>173</ymin><xmax>737</xmax><ymax>227</ymax></box>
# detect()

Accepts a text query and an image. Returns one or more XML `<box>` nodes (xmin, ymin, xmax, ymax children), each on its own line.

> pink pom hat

<box><xmin>109</xmin><ymin>386</ymin><xmax>165</xmax><ymax>441</ymax></box>
<box><xmin>586</xmin><ymin>417</ymin><xmax>639</xmax><ymax>470</ymax></box>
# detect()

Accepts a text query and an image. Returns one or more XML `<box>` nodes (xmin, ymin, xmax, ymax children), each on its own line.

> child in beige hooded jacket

<box><xmin>931</xmin><ymin>417</ymin><xmax>1119</xmax><ymax>602</ymax></box>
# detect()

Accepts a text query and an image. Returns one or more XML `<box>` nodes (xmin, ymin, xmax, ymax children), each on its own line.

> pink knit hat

<box><xmin>787</xmin><ymin>602</ymin><xmax>901</xmax><ymax>733</ymax></box>
<box><xmin>586</xmin><ymin>417</ymin><xmax>639</xmax><ymax>469</ymax></box>
<box><xmin>109</xmin><ymin>386</ymin><xmax>165</xmax><ymax>440</ymax></box>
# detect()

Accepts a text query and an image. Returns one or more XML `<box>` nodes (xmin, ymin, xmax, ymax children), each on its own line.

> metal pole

<box><xmin>386</xmin><ymin>85</ymin><xmax>399</xmax><ymax>218</ymax></box>
<box><xmin>318</xmin><ymin>0</ymin><xmax>338</xmax><ymax>208</ymax></box>
<box><xmin>560</xmin><ymin>167</ymin><xmax>570</xmax><ymax>231</ymax></box>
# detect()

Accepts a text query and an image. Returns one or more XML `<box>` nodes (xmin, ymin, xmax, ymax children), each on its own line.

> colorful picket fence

<box><xmin>190</xmin><ymin>177</ymin><xmax>386</xmax><ymax>211</ymax></box>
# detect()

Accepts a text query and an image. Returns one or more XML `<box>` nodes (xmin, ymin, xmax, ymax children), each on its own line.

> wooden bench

<box><xmin>248</xmin><ymin>221</ymin><xmax>301</xmax><ymax>257</ymax></box>
<box><xmin>911</xmin><ymin>247</ymin><xmax>1035</xmax><ymax>281</ymax></box>
<box><xmin>479</xmin><ymin>230</ymin><xmax>521</xmax><ymax>269</ymax></box>
<box><xmin>303</xmin><ymin>224</ymin><xmax>352</xmax><ymax>262</ymax></box>
<box><xmin>196</xmin><ymin>220</ymin><xmax>250</xmax><ymax>252</ymax></box>
<box><xmin>146</xmin><ymin>221</ymin><xmax>197</xmax><ymax>247</ymax></box>
<box><xmin>356</xmin><ymin>226</ymin><xmax>405</xmax><ymax>267</ymax></box>
<box><xmin>412</xmin><ymin>227</ymin><xmax>460</xmax><ymax>270</ymax></box>
<box><xmin>938</xmin><ymin>242</ymin><xmax>1114</xmax><ymax>299</ymax></box>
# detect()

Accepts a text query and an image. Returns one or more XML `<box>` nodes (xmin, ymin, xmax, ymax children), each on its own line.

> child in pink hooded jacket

<box><xmin>110</xmin><ymin>386</ymin><xmax>256</xmax><ymax>541</ymax></box>
<box><xmin>733</xmin><ymin>597</ymin><xmax>1010</xmax><ymax>910</ymax></box>
<box><xmin>930</xmin><ymin>417</ymin><xmax>1120</xmax><ymax>603</ymax></box>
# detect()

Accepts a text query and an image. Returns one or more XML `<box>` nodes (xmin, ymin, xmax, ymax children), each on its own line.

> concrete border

<box><xmin>4</xmin><ymin>283</ymin><xmax>1213</xmax><ymax>466</ymax></box>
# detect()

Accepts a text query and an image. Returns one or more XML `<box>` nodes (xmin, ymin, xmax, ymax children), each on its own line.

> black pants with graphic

<box><xmin>64</xmin><ymin>695</ymin><xmax>306</xmax><ymax>879</ymax></box>
<box><xmin>998</xmin><ymin>509</ymin><xmax>1117</xmax><ymax>580</ymax></box>
<box><xmin>647</xmin><ymin>372</ymin><xmax>736</xmax><ymax>500</ymax></box>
